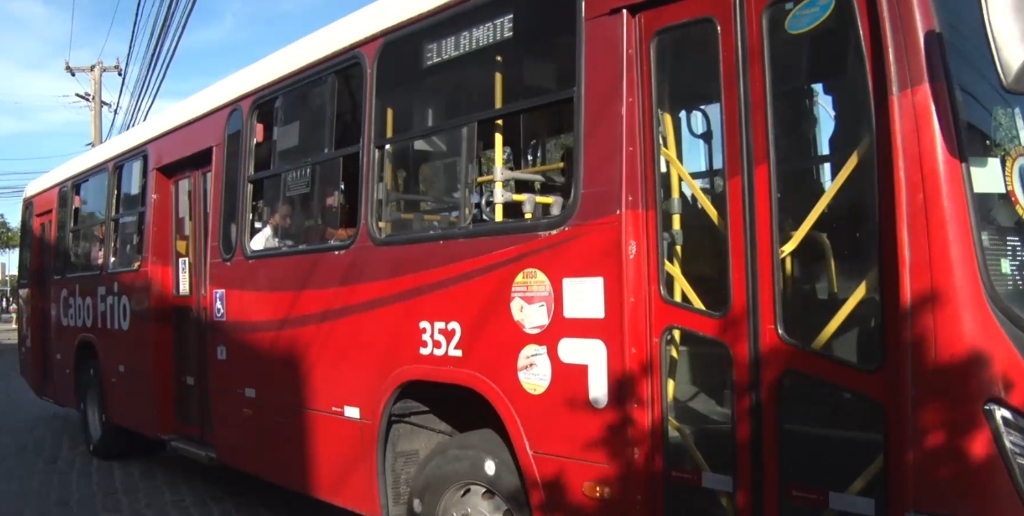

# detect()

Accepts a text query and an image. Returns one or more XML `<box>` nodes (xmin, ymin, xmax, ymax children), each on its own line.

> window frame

<box><xmin>220</xmin><ymin>104</ymin><xmax>245</xmax><ymax>262</ymax></box>
<box><xmin>16</xmin><ymin>201</ymin><xmax>33</xmax><ymax>288</ymax></box>
<box><xmin>761</xmin><ymin>0</ymin><xmax>883</xmax><ymax>370</ymax></box>
<box><xmin>106</xmin><ymin>151</ymin><xmax>149</xmax><ymax>274</ymax></box>
<box><xmin>65</xmin><ymin>166</ymin><xmax>112</xmax><ymax>277</ymax></box>
<box><xmin>240</xmin><ymin>52</ymin><xmax>368</xmax><ymax>260</ymax></box>
<box><xmin>367</xmin><ymin>0</ymin><xmax>584</xmax><ymax>246</ymax></box>
<box><xmin>54</xmin><ymin>185</ymin><xmax>69</xmax><ymax>278</ymax></box>
<box><xmin>649</xmin><ymin>16</ymin><xmax>732</xmax><ymax>318</ymax></box>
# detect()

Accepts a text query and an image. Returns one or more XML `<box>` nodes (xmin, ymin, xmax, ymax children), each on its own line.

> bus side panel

<box><xmin>897</xmin><ymin>0</ymin><xmax>1024</xmax><ymax>513</ymax></box>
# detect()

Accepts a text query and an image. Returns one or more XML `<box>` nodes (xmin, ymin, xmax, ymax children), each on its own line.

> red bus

<box><xmin>14</xmin><ymin>0</ymin><xmax>1024</xmax><ymax>514</ymax></box>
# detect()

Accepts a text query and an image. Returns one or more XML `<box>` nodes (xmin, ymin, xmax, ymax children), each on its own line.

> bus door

<box><xmin>33</xmin><ymin>213</ymin><xmax>54</xmax><ymax>400</ymax></box>
<box><xmin>20</xmin><ymin>207</ymin><xmax>55</xmax><ymax>400</ymax></box>
<box><xmin>744</xmin><ymin>0</ymin><xmax>891</xmax><ymax>515</ymax></box>
<box><xmin>639</xmin><ymin>1</ymin><xmax>752</xmax><ymax>514</ymax></box>
<box><xmin>169</xmin><ymin>169</ymin><xmax>213</xmax><ymax>442</ymax></box>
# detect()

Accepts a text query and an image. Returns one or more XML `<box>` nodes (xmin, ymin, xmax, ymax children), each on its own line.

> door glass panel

<box><xmin>779</xmin><ymin>372</ymin><xmax>886</xmax><ymax>515</ymax></box>
<box><xmin>764</xmin><ymin>0</ymin><xmax>882</xmax><ymax>368</ymax></box>
<box><xmin>662</xmin><ymin>328</ymin><xmax>735</xmax><ymax>515</ymax></box>
<box><xmin>203</xmin><ymin>172</ymin><xmax>210</xmax><ymax>271</ymax></box>
<box><xmin>174</xmin><ymin>178</ymin><xmax>193</xmax><ymax>296</ymax></box>
<box><xmin>653</xmin><ymin>18</ymin><xmax>730</xmax><ymax>315</ymax></box>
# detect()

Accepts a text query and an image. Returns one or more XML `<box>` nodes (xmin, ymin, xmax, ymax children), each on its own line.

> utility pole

<box><xmin>65</xmin><ymin>58</ymin><xmax>122</xmax><ymax>147</ymax></box>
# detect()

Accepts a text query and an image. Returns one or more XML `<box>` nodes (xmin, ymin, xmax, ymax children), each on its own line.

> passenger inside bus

<box><xmin>249</xmin><ymin>197</ymin><xmax>295</xmax><ymax>251</ymax></box>
<box><xmin>90</xmin><ymin>224</ymin><xmax>105</xmax><ymax>268</ymax></box>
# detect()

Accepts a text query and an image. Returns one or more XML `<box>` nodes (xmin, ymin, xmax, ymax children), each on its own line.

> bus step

<box><xmin>165</xmin><ymin>437</ymin><xmax>217</xmax><ymax>463</ymax></box>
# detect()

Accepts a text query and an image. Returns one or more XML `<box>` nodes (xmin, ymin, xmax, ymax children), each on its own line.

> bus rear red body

<box><xmin>15</xmin><ymin>0</ymin><xmax>1024</xmax><ymax>514</ymax></box>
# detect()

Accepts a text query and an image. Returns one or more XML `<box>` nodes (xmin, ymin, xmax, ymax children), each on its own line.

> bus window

<box><xmin>17</xmin><ymin>202</ymin><xmax>33</xmax><ymax>286</ymax></box>
<box><xmin>937</xmin><ymin>0</ymin><xmax>1024</xmax><ymax>343</ymax></box>
<box><xmin>765</xmin><ymin>0</ymin><xmax>881</xmax><ymax>368</ymax></box>
<box><xmin>68</xmin><ymin>170</ymin><xmax>110</xmax><ymax>274</ymax></box>
<box><xmin>246</xmin><ymin>62</ymin><xmax>364</xmax><ymax>253</ymax></box>
<box><xmin>109</xmin><ymin>156</ymin><xmax>146</xmax><ymax>271</ymax></box>
<box><xmin>651</xmin><ymin>18</ymin><xmax>729</xmax><ymax>315</ymax></box>
<box><xmin>373</xmin><ymin>0</ymin><xmax>577</xmax><ymax>237</ymax></box>
<box><xmin>220</xmin><ymin>108</ymin><xmax>243</xmax><ymax>259</ymax></box>
<box><xmin>54</xmin><ymin>185</ymin><xmax>69</xmax><ymax>277</ymax></box>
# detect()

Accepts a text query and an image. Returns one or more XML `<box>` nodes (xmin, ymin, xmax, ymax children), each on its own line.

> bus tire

<box><xmin>406</xmin><ymin>428</ymin><xmax>530</xmax><ymax>516</ymax></box>
<box><xmin>77</xmin><ymin>359</ymin><xmax>129</xmax><ymax>460</ymax></box>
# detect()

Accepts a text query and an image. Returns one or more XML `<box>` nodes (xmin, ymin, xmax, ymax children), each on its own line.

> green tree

<box><xmin>0</xmin><ymin>214</ymin><xmax>20</xmax><ymax>285</ymax></box>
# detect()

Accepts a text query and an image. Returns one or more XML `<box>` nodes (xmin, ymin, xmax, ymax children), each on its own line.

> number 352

<box><xmin>418</xmin><ymin>321</ymin><xmax>463</xmax><ymax>357</ymax></box>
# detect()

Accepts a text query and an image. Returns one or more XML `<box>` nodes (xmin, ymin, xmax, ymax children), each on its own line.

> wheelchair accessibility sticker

<box><xmin>213</xmin><ymin>289</ymin><xmax>227</xmax><ymax>321</ymax></box>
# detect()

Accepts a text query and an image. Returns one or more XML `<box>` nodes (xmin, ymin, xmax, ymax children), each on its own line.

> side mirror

<box><xmin>982</xmin><ymin>0</ymin><xmax>1024</xmax><ymax>93</ymax></box>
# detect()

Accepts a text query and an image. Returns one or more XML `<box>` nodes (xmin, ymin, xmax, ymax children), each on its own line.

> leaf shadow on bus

<box><xmin>527</xmin><ymin>293</ymin><xmax>1018</xmax><ymax>515</ymax></box>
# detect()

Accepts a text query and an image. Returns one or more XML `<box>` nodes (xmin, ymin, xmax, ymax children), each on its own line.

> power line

<box><xmin>68</xmin><ymin>0</ymin><xmax>77</xmax><ymax>61</ymax></box>
<box><xmin>107</xmin><ymin>0</ymin><xmax>146</xmax><ymax>140</ymax></box>
<box><xmin>0</xmin><ymin>150</ymin><xmax>85</xmax><ymax>161</ymax></box>
<box><xmin>98</xmin><ymin>0</ymin><xmax>123</xmax><ymax>60</ymax></box>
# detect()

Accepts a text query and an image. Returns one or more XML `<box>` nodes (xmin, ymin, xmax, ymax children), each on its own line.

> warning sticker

<box><xmin>517</xmin><ymin>344</ymin><xmax>552</xmax><ymax>395</ymax></box>
<box><xmin>510</xmin><ymin>268</ymin><xmax>555</xmax><ymax>334</ymax></box>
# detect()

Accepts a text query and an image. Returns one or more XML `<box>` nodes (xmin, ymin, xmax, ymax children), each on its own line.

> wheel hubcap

<box><xmin>436</xmin><ymin>482</ymin><xmax>512</xmax><ymax>516</ymax></box>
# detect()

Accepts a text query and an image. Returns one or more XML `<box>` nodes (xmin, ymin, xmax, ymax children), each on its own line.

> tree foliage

<box><xmin>0</xmin><ymin>214</ymin><xmax>20</xmax><ymax>259</ymax></box>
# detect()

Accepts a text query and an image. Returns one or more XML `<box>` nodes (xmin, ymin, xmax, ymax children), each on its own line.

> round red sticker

<box><xmin>509</xmin><ymin>268</ymin><xmax>555</xmax><ymax>334</ymax></box>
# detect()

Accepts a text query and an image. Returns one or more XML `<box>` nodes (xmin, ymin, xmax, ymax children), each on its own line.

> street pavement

<box><xmin>0</xmin><ymin>324</ymin><xmax>355</xmax><ymax>516</ymax></box>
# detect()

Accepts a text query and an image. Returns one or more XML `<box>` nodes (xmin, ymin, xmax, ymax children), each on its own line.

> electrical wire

<box><xmin>115</xmin><ymin>0</ymin><xmax>195</xmax><ymax>134</ymax></box>
<box><xmin>106</xmin><ymin>0</ymin><xmax>145</xmax><ymax>140</ymax></box>
<box><xmin>97</xmin><ymin>0</ymin><xmax>123</xmax><ymax>60</ymax></box>
<box><xmin>67</xmin><ymin>0</ymin><xmax>77</xmax><ymax>61</ymax></box>
<box><xmin>141</xmin><ymin>0</ymin><xmax>195</xmax><ymax>121</ymax></box>
<box><xmin>0</xmin><ymin>150</ymin><xmax>85</xmax><ymax>161</ymax></box>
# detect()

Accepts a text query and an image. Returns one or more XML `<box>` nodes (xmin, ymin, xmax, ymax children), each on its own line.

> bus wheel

<box><xmin>77</xmin><ymin>359</ymin><xmax>128</xmax><ymax>460</ymax></box>
<box><xmin>407</xmin><ymin>428</ymin><xmax>530</xmax><ymax>516</ymax></box>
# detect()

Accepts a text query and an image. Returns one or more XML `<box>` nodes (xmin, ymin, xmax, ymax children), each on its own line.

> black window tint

<box><xmin>17</xmin><ymin>202</ymin><xmax>33</xmax><ymax>286</ymax></box>
<box><xmin>69</xmin><ymin>170</ymin><xmax>109</xmax><ymax>274</ymax></box>
<box><xmin>275</xmin><ymin>76</ymin><xmax>331</xmax><ymax>169</ymax></box>
<box><xmin>110</xmin><ymin>156</ymin><xmax>146</xmax><ymax>270</ymax></box>
<box><xmin>334</xmin><ymin>65</ymin><xmax>363</xmax><ymax>150</ymax></box>
<box><xmin>72</xmin><ymin>172</ymin><xmax>108</xmax><ymax>225</ymax></box>
<box><xmin>374</xmin><ymin>0</ymin><xmax>576</xmax><ymax>139</ymax></box>
<box><xmin>54</xmin><ymin>185</ymin><xmax>69</xmax><ymax>276</ymax></box>
<box><xmin>764</xmin><ymin>0</ymin><xmax>882</xmax><ymax>368</ymax></box>
<box><xmin>220</xmin><ymin>108</ymin><xmax>243</xmax><ymax>259</ymax></box>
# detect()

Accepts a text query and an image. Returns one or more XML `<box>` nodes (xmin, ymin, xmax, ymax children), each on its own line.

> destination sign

<box><xmin>423</xmin><ymin>13</ymin><xmax>514</xmax><ymax>68</ymax></box>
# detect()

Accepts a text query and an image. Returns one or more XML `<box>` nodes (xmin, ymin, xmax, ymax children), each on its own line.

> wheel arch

<box><xmin>374</xmin><ymin>366</ymin><xmax>541</xmax><ymax>515</ymax></box>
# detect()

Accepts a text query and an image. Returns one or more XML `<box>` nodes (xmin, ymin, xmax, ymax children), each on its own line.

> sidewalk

<box><xmin>0</xmin><ymin>316</ymin><xmax>15</xmax><ymax>345</ymax></box>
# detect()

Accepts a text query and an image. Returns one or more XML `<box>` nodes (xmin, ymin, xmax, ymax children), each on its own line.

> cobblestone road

<box><xmin>0</xmin><ymin>324</ymin><xmax>355</xmax><ymax>516</ymax></box>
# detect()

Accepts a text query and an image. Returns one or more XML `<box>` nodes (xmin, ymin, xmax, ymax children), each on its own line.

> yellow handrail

<box><xmin>494</xmin><ymin>55</ymin><xmax>505</xmax><ymax>222</ymax></box>
<box><xmin>811</xmin><ymin>269</ymin><xmax>877</xmax><ymax>350</ymax></box>
<box><xmin>779</xmin><ymin>136</ymin><xmax>871</xmax><ymax>259</ymax></box>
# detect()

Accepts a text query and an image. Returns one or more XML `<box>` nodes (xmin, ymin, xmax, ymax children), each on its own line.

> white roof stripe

<box><xmin>24</xmin><ymin>0</ymin><xmax>453</xmax><ymax>199</ymax></box>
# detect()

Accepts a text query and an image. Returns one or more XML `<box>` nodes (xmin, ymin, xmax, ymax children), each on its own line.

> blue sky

<box><xmin>0</xmin><ymin>0</ymin><xmax>373</xmax><ymax>275</ymax></box>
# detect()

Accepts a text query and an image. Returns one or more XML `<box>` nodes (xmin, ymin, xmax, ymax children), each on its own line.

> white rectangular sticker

<box><xmin>968</xmin><ymin>156</ymin><xmax>1007</xmax><ymax>194</ymax></box>
<box><xmin>177</xmin><ymin>257</ymin><xmax>190</xmax><ymax>295</ymax></box>
<box><xmin>562</xmin><ymin>277</ymin><xmax>605</xmax><ymax>319</ymax></box>
<box><xmin>828</xmin><ymin>491</ymin><xmax>874</xmax><ymax>515</ymax></box>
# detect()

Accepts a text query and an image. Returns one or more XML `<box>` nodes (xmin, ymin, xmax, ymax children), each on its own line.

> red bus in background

<box><xmin>14</xmin><ymin>0</ymin><xmax>1024</xmax><ymax>514</ymax></box>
